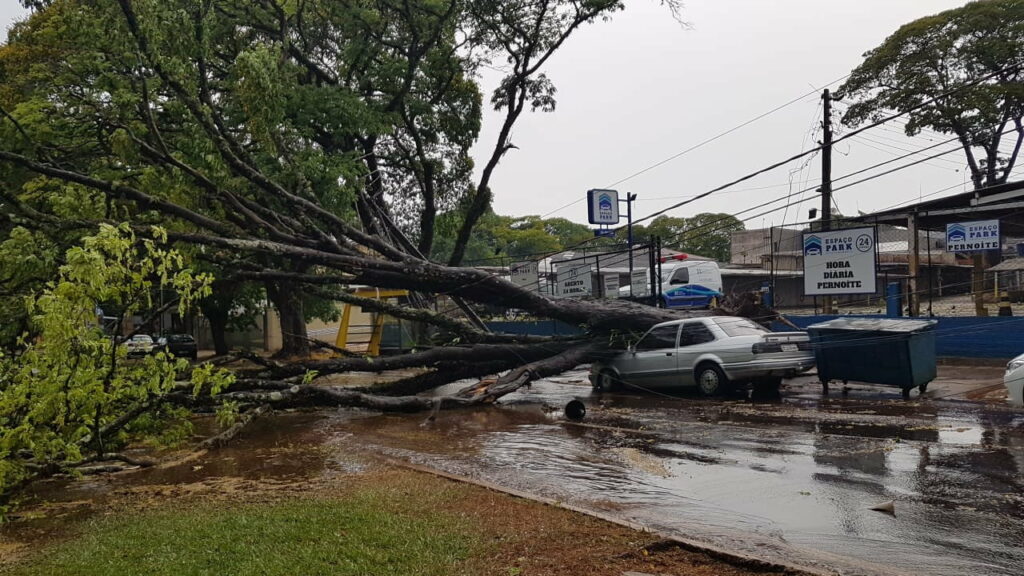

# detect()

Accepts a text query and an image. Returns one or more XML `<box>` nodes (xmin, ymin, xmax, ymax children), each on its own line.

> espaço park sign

<box><xmin>802</xmin><ymin>227</ymin><xmax>877</xmax><ymax>296</ymax></box>
<box><xmin>946</xmin><ymin>220</ymin><xmax>1000</xmax><ymax>252</ymax></box>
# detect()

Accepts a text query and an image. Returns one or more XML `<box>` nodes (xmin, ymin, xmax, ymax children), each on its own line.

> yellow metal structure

<box><xmin>335</xmin><ymin>288</ymin><xmax>409</xmax><ymax>356</ymax></box>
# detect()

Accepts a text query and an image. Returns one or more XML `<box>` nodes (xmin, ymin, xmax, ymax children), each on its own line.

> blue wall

<box><xmin>485</xmin><ymin>320</ymin><xmax>583</xmax><ymax>337</ymax></box>
<box><xmin>774</xmin><ymin>315</ymin><xmax>1024</xmax><ymax>360</ymax></box>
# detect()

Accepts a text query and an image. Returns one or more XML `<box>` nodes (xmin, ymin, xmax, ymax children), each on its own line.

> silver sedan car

<box><xmin>589</xmin><ymin>316</ymin><xmax>815</xmax><ymax>395</ymax></box>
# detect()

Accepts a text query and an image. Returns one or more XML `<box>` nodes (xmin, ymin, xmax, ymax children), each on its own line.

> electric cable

<box><xmin>537</xmin><ymin>75</ymin><xmax>851</xmax><ymax>219</ymax></box>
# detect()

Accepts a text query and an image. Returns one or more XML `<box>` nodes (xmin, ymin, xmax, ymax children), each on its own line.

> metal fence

<box><xmin>738</xmin><ymin>222</ymin><xmax>1012</xmax><ymax>316</ymax></box>
<box><xmin>465</xmin><ymin>240</ymin><xmax>664</xmax><ymax>304</ymax></box>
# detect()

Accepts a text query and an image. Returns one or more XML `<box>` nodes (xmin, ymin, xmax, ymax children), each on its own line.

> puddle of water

<box><xmin>329</xmin><ymin>376</ymin><xmax>1024</xmax><ymax>576</ymax></box>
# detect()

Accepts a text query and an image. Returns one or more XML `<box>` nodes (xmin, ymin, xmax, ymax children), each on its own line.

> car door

<box><xmin>675</xmin><ymin>321</ymin><xmax>719</xmax><ymax>386</ymax></box>
<box><xmin>616</xmin><ymin>324</ymin><xmax>680</xmax><ymax>387</ymax></box>
<box><xmin>663</xmin><ymin>266</ymin><xmax>694</xmax><ymax>308</ymax></box>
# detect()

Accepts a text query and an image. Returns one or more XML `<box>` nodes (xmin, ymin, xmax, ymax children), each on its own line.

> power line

<box><xmin>648</xmin><ymin>126</ymin><xmax>1021</xmax><ymax>252</ymax></box>
<box><xmin>432</xmin><ymin>65</ymin><xmax>1024</xmax><ymax>310</ymax></box>
<box><xmin>603</xmin><ymin>75</ymin><xmax>851</xmax><ymax>189</ymax></box>
<box><xmin>850</xmin><ymin>134</ymin><xmax>963</xmax><ymax>170</ymax></box>
<box><xmin>522</xmin><ymin>118</ymin><xmax>1012</xmax><ymax>274</ymax></box>
<box><xmin>537</xmin><ymin>75</ymin><xmax>851</xmax><ymax>219</ymax></box>
<box><xmin>626</xmin><ymin>59</ymin><xmax>1024</xmax><ymax>230</ymax></box>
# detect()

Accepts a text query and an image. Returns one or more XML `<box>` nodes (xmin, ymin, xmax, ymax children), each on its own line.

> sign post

<box><xmin>803</xmin><ymin>227</ymin><xmax>877</xmax><ymax>297</ymax></box>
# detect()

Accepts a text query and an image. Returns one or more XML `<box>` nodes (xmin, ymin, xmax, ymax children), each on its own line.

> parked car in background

<box><xmin>124</xmin><ymin>334</ymin><xmax>155</xmax><ymax>357</ymax></box>
<box><xmin>155</xmin><ymin>334</ymin><xmax>198</xmax><ymax>360</ymax></box>
<box><xmin>590</xmin><ymin>316</ymin><xmax>814</xmax><ymax>395</ymax></box>
<box><xmin>619</xmin><ymin>258</ymin><xmax>724</xmax><ymax>309</ymax></box>
<box><xmin>1005</xmin><ymin>353</ymin><xmax>1024</xmax><ymax>406</ymax></box>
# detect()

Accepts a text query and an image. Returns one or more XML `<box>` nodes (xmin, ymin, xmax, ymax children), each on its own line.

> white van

<box><xmin>620</xmin><ymin>257</ymin><xmax>724</xmax><ymax>309</ymax></box>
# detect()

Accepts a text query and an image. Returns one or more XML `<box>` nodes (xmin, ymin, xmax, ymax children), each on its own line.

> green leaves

<box><xmin>839</xmin><ymin>0</ymin><xmax>1024</xmax><ymax>188</ymax></box>
<box><xmin>0</xmin><ymin>224</ymin><xmax>226</xmax><ymax>501</ymax></box>
<box><xmin>627</xmin><ymin>213</ymin><xmax>744</xmax><ymax>262</ymax></box>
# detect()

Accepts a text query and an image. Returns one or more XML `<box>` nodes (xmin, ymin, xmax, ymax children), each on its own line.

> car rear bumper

<box><xmin>722</xmin><ymin>356</ymin><xmax>816</xmax><ymax>380</ymax></box>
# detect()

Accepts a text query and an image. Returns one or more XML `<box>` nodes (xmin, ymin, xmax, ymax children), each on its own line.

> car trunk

<box><xmin>754</xmin><ymin>332</ymin><xmax>812</xmax><ymax>356</ymax></box>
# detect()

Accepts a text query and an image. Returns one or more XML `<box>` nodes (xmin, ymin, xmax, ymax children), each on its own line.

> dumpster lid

<box><xmin>806</xmin><ymin>318</ymin><xmax>937</xmax><ymax>332</ymax></box>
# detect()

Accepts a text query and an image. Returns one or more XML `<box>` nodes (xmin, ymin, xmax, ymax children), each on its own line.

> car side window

<box><xmin>669</xmin><ymin>268</ymin><xmax>690</xmax><ymax>285</ymax></box>
<box><xmin>679</xmin><ymin>322</ymin><xmax>716</xmax><ymax>347</ymax></box>
<box><xmin>635</xmin><ymin>325</ymin><xmax>679</xmax><ymax>350</ymax></box>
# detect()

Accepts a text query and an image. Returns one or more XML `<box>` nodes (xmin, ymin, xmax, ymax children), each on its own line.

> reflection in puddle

<box><xmin>335</xmin><ymin>374</ymin><xmax>1024</xmax><ymax>576</ymax></box>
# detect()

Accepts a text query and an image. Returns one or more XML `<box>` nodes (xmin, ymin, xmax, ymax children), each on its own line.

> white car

<box><xmin>1005</xmin><ymin>353</ymin><xmax>1024</xmax><ymax>406</ymax></box>
<box><xmin>124</xmin><ymin>334</ymin><xmax>155</xmax><ymax>357</ymax></box>
<box><xmin>589</xmin><ymin>316</ymin><xmax>815</xmax><ymax>395</ymax></box>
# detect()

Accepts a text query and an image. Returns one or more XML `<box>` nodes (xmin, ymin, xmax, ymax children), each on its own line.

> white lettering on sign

<box><xmin>803</xmin><ymin>227</ymin><xmax>877</xmax><ymax>296</ymax></box>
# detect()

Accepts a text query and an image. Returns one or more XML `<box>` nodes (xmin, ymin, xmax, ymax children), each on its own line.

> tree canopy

<box><xmin>0</xmin><ymin>0</ymin><xmax>737</xmax><ymax>508</ymax></box>
<box><xmin>839</xmin><ymin>0</ymin><xmax>1024</xmax><ymax>189</ymax></box>
<box><xmin>626</xmin><ymin>213</ymin><xmax>744</xmax><ymax>262</ymax></box>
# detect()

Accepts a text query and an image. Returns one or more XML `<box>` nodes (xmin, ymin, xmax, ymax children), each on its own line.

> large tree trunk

<box><xmin>198</xmin><ymin>281</ymin><xmax>240</xmax><ymax>356</ymax></box>
<box><xmin>209</xmin><ymin>312</ymin><xmax>230</xmax><ymax>356</ymax></box>
<box><xmin>266</xmin><ymin>281</ymin><xmax>310</xmax><ymax>358</ymax></box>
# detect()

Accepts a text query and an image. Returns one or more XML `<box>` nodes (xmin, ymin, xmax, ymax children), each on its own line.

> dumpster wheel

<box><xmin>918</xmin><ymin>382</ymin><xmax>929</xmax><ymax>394</ymax></box>
<box><xmin>901</xmin><ymin>387</ymin><xmax>912</xmax><ymax>399</ymax></box>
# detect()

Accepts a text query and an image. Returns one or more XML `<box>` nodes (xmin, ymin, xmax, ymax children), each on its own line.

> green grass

<box><xmin>8</xmin><ymin>493</ymin><xmax>475</xmax><ymax>576</ymax></box>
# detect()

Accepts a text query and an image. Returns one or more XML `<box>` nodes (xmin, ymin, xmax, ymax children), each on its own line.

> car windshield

<box><xmin>635</xmin><ymin>325</ymin><xmax>679</xmax><ymax>350</ymax></box>
<box><xmin>715</xmin><ymin>318</ymin><xmax>769</xmax><ymax>337</ymax></box>
<box><xmin>168</xmin><ymin>335</ymin><xmax>194</xmax><ymax>343</ymax></box>
<box><xmin>131</xmin><ymin>335</ymin><xmax>153</xmax><ymax>343</ymax></box>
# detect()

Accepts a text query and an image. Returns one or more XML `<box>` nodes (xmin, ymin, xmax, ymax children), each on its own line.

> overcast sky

<box><xmin>2</xmin><ymin>1</ymin><xmax>976</xmax><ymax>231</ymax></box>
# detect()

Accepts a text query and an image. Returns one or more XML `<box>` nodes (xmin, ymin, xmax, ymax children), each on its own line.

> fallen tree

<box><xmin>1</xmin><ymin>0</ymin><xmax>763</xmax><ymax>502</ymax></box>
<box><xmin>0</xmin><ymin>0</ymin><xmax>701</xmax><ymax>392</ymax></box>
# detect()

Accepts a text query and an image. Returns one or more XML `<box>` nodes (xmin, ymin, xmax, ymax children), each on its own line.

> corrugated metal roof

<box><xmin>987</xmin><ymin>258</ymin><xmax>1024</xmax><ymax>272</ymax></box>
<box><xmin>807</xmin><ymin>318</ymin><xmax>937</xmax><ymax>332</ymax></box>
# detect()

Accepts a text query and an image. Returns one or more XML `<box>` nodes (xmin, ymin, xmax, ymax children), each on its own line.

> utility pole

<box><xmin>821</xmin><ymin>88</ymin><xmax>834</xmax><ymax>314</ymax></box>
<box><xmin>624</xmin><ymin>192</ymin><xmax>637</xmax><ymax>276</ymax></box>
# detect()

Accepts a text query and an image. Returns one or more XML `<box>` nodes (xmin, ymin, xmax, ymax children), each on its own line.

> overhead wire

<box><xmin>416</xmin><ymin>63</ymin><xmax>1024</xmax><ymax>325</ymax></box>
<box><xmin>651</xmin><ymin>128</ymin><xmax>1018</xmax><ymax>252</ymax></box>
<box><xmin>537</xmin><ymin>74</ymin><xmax>851</xmax><ymax>219</ymax></box>
<box><xmin>461</xmin><ymin>114</ymin><xmax>1021</xmax><ymax>294</ymax></box>
<box><xmin>626</xmin><ymin>59</ymin><xmax>1024</xmax><ymax>230</ymax></box>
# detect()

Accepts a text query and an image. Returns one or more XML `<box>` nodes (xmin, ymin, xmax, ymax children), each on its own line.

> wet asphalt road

<box><xmin>333</xmin><ymin>367</ymin><xmax>1024</xmax><ymax>576</ymax></box>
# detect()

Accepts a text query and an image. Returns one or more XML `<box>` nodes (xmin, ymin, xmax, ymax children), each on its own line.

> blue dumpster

<box><xmin>806</xmin><ymin>318</ymin><xmax>938</xmax><ymax>398</ymax></box>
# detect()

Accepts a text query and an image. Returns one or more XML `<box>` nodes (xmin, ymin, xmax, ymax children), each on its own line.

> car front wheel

<box><xmin>594</xmin><ymin>370</ymin><xmax>621</xmax><ymax>392</ymax></box>
<box><xmin>695</xmin><ymin>363</ymin><xmax>728</xmax><ymax>396</ymax></box>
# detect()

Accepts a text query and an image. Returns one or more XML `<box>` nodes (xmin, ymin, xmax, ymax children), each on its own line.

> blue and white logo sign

<box><xmin>946</xmin><ymin>220</ymin><xmax>999</xmax><ymax>252</ymax></box>
<box><xmin>587</xmin><ymin>189</ymin><xmax>620</xmax><ymax>225</ymax></box>
<box><xmin>803</xmin><ymin>227</ymin><xmax>877</xmax><ymax>296</ymax></box>
<box><xmin>947</xmin><ymin>223</ymin><xmax>967</xmax><ymax>244</ymax></box>
<box><xmin>803</xmin><ymin>235</ymin><xmax>822</xmax><ymax>256</ymax></box>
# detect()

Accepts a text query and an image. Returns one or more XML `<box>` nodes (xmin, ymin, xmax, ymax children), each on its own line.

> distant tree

<box><xmin>677</xmin><ymin>213</ymin><xmax>744</xmax><ymax>262</ymax></box>
<box><xmin>840</xmin><ymin>0</ymin><xmax>1024</xmax><ymax>189</ymax></box>
<box><xmin>540</xmin><ymin>217</ymin><xmax>594</xmax><ymax>248</ymax></box>
<box><xmin>432</xmin><ymin>212</ymin><xmax>601</xmax><ymax>264</ymax></box>
<box><xmin>619</xmin><ymin>213</ymin><xmax>743</xmax><ymax>262</ymax></box>
<box><xmin>645</xmin><ymin>216</ymin><xmax>688</xmax><ymax>246</ymax></box>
